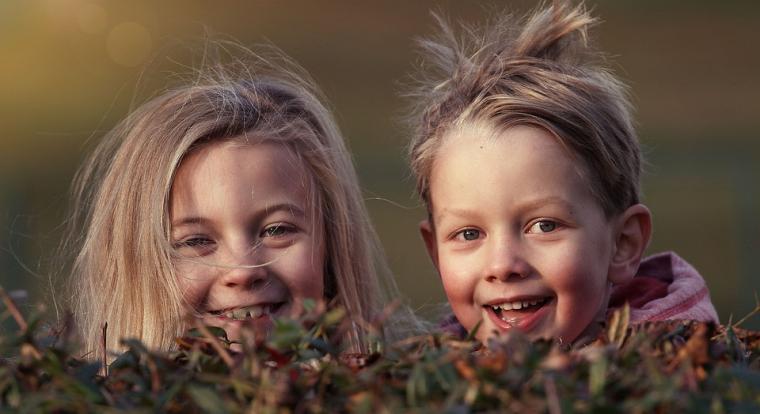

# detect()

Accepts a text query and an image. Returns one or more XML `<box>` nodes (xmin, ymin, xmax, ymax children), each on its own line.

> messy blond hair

<box><xmin>409</xmin><ymin>1</ymin><xmax>640</xmax><ymax>217</ymax></box>
<box><xmin>65</xmin><ymin>44</ymin><xmax>411</xmax><ymax>360</ymax></box>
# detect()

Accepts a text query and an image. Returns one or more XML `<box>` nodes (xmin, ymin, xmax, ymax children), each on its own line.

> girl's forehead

<box><xmin>181</xmin><ymin>139</ymin><xmax>303</xmax><ymax>177</ymax></box>
<box><xmin>170</xmin><ymin>139</ymin><xmax>319</xmax><ymax>214</ymax></box>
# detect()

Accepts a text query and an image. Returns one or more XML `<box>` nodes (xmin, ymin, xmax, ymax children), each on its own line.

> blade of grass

<box><xmin>0</xmin><ymin>286</ymin><xmax>27</xmax><ymax>331</ymax></box>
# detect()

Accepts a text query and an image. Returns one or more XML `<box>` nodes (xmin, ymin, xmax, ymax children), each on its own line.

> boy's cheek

<box><xmin>439</xmin><ymin>264</ymin><xmax>480</xmax><ymax>328</ymax></box>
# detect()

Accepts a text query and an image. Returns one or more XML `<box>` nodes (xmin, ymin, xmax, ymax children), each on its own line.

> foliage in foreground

<box><xmin>1</xmin><ymin>292</ymin><xmax>759</xmax><ymax>413</ymax></box>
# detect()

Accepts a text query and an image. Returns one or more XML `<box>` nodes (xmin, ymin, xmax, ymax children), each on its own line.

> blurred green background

<box><xmin>1</xmin><ymin>0</ymin><xmax>758</xmax><ymax>329</ymax></box>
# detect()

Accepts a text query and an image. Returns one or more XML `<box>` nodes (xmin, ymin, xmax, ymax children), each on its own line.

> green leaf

<box><xmin>589</xmin><ymin>355</ymin><xmax>608</xmax><ymax>397</ymax></box>
<box><xmin>187</xmin><ymin>385</ymin><xmax>228</xmax><ymax>414</ymax></box>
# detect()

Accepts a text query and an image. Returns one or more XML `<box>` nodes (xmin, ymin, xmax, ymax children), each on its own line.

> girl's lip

<box><xmin>207</xmin><ymin>301</ymin><xmax>287</xmax><ymax>320</ymax></box>
<box><xmin>485</xmin><ymin>296</ymin><xmax>554</xmax><ymax>333</ymax></box>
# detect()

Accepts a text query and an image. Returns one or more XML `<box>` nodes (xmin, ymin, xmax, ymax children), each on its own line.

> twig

<box><xmin>195</xmin><ymin>321</ymin><xmax>235</xmax><ymax>369</ymax></box>
<box><xmin>731</xmin><ymin>292</ymin><xmax>760</xmax><ymax>329</ymax></box>
<box><xmin>545</xmin><ymin>376</ymin><xmax>562</xmax><ymax>414</ymax></box>
<box><xmin>146</xmin><ymin>356</ymin><xmax>161</xmax><ymax>393</ymax></box>
<box><xmin>51</xmin><ymin>312</ymin><xmax>73</xmax><ymax>348</ymax></box>
<box><xmin>0</xmin><ymin>286</ymin><xmax>28</xmax><ymax>331</ymax></box>
<box><xmin>101</xmin><ymin>322</ymin><xmax>109</xmax><ymax>377</ymax></box>
<box><xmin>714</xmin><ymin>292</ymin><xmax>760</xmax><ymax>340</ymax></box>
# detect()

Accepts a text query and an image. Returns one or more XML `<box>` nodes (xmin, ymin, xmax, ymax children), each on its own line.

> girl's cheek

<box><xmin>175</xmin><ymin>264</ymin><xmax>214</xmax><ymax>308</ymax></box>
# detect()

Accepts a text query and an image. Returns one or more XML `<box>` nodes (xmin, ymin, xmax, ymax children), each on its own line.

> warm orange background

<box><xmin>1</xmin><ymin>1</ymin><xmax>758</xmax><ymax>329</ymax></box>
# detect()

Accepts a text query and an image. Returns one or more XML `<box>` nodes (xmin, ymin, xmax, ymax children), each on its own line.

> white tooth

<box><xmin>501</xmin><ymin>302</ymin><xmax>513</xmax><ymax>311</ymax></box>
<box><xmin>522</xmin><ymin>301</ymin><xmax>530</xmax><ymax>308</ymax></box>
<box><xmin>225</xmin><ymin>311</ymin><xmax>234</xmax><ymax>319</ymax></box>
<box><xmin>250</xmin><ymin>306</ymin><xmax>263</xmax><ymax>318</ymax></box>
<box><xmin>530</xmin><ymin>300</ymin><xmax>538</xmax><ymax>306</ymax></box>
<box><xmin>233</xmin><ymin>309</ymin><xmax>245</xmax><ymax>320</ymax></box>
<box><xmin>513</xmin><ymin>302</ymin><xmax>523</xmax><ymax>310</ymax></box>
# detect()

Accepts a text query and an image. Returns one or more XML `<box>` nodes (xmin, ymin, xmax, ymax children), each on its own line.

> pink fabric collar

<box><xmin>609</xmin><ymin>251</ymin><xmax>719</xmax><ymax>324</ymax></box>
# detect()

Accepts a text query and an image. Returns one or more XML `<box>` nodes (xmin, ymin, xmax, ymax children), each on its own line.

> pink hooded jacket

<box><xmin>441</xmin><ymin>251</ymin><xmax>719</xmax><ymax>338</ymax></box>
<box><xmin>608</xmin><ymin>251</ymin><xmax>719</xmax><ymax>324</ymax></box>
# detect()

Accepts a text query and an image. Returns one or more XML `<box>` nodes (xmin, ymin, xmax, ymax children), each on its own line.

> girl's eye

<box><xmin>261</xmin><ymin>223</ymin><xmax>295</xmax><ymax>238</ymax></box>
<box><xmin>455</xmin><ymin>228</ymin><xmax>481</xmax><ymax>241</ymax></box>
<box><xmin>176</xmin><ymin>237</ymin><xmax>214</xmax><ymax>248</ymax></box>
<box><xmin>173</xmin><ymin>236</ymin><xmax>216</xmax><ymax>257</ymax></box>
<box><xmin>528</xmin><ymin>220</ymin><xmax>559</xmax><ymax>234</ymax></box>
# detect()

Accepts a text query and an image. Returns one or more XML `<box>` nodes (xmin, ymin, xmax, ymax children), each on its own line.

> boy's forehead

<box><xmin>453</xmin><ymin>122</ymin><xmax>597</xmax><ymax>182</ymax></box>
<box><xmin>429</xmin><ymin>123</ymin><xmax>607</xmax><ymax>222</ymax></box>
<box><xmin>436</xmin><ymin>123</ymin><xmax>579</xmax><ymax>174</ymax></box>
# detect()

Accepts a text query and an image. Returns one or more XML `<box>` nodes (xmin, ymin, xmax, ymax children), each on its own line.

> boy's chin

<box><xmin>476</xmin><ymin>321</ymin><xmax>605</xmax><ymax>348</ymax></box>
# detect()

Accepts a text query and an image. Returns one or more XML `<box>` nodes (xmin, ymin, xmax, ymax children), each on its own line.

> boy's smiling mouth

<box><xmin>484</xmin><ymin>295</ymin><xmax>554</xmax><ymax>332</ymax></box>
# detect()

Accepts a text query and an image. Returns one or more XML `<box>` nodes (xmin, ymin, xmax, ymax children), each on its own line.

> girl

<box><xmin>64</xmin><ymin>46</ymin><xmax>414</xmax><ymax>360</ymax></box>
<box><xmin>407</xmin><ymin>2</ymin><xmax>718</xmax><ymax>345</ymax></box>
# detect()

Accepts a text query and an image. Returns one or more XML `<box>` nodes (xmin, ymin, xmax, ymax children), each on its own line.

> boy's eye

<box><xmin>528</xmin><ymin>220</ymin><xmax>559</xmax><ymax>234</ymax></box>
<box><xmin>455</xmin><ymin>228</ymin><xmax>481</xmax><ymax>241</ymax></box>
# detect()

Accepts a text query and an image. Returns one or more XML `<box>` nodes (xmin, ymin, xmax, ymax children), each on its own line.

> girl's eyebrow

<box><xmin>171</xmin><ymin>202</ymin><xmax>307</xmax><ymax>229</ymax></box>
<box><xmin>263</xmin><ymin>202</ymin><xmax>306</xmax><ymax>218</ymax></box>
<box><xmin>171</xmin><ymin>216</ymin><xmax>210</xmax><ymax>228</ymax></box>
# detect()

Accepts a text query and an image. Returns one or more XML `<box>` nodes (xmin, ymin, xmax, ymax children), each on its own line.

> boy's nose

<box><xmin>483</xmin><ymin>239</ymin><xmax>529</xmax><ymax>282</ymax></box>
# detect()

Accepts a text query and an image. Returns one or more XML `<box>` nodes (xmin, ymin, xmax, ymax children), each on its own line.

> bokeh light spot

<box><xmin>106</xmin><ymin>22</ymin><xmax>152</xmax><ymax>67</ymax></box>
<box><xmin>77</xmin><ymin>3</ymin><xmax>108</xmax><ymax>34</ymax></box>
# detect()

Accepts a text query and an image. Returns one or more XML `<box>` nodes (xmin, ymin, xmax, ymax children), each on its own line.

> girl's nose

<box><xmin>484</xmin><ymin>238</ymin><xmax>530</xmax><ymax>282</ymax></box>
<box><xmin>218</xmin><ymin>243</ymin><xmax>269</xmax><ymax>290</ymax></box>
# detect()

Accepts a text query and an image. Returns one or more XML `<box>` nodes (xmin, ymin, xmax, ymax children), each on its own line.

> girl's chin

<box><xmin>214</xmin><ymin>315</ymin><xmax>274</xmax><ymax>341</ymax></box>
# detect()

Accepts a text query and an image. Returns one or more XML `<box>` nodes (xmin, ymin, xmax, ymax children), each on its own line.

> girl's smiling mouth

<box><xmin>484</xmin><ymin>295</ymin><xmax>554</xmax><ymax>333</ymax></box>
<box><xmin>207</xmin><ymin>301</ymin><xmax>287</xmax><ymax>321</ymax></box>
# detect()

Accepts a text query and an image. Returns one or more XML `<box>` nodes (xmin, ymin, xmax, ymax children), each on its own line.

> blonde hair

<box><xmin>409</xmin><ymin>1</ymin><xmax>640</xmax><ymax>217</ymax></box>
<box><xmin>65</xmin><ymin>44</ymin><xmax>412</xmax><ymax>359</ymax></box>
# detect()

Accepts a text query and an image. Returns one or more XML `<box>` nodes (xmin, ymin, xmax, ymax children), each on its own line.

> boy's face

<box><xmin>421</xmin><ymin>125</ymin><xmax>619</xmax><ymax>344</ymax></box>
<box><xmin>170</xmin><ymin>140</ymin><xmax>325</xmax><ymax>341</ymax></box>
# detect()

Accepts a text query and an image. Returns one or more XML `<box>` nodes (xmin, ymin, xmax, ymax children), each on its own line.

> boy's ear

<box><xmin>419</xmin><ymin>219</ymin><xmax>440</xmax><ymax>271</ymax></box>
<box><xmin>608</xmin><ymin>204</ymin><xmax>652</xmax><ymax>285</ymax></box>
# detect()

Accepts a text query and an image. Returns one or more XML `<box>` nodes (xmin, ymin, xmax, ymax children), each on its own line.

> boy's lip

<box><xmin>483</xmin><ymin>294</ymin><xmax>553</xmax><ymax>307</ymax></box>
<box><xmin>483</xmin><ymin>295</ymin><xmax>555</xmax><ymax>333</ymax></box>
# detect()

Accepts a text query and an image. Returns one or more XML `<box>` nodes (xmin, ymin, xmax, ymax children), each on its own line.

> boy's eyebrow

<box><xmin>517</xmin><ymin>196</ymin><xmax>575</xmax><ymax>213</ymax></box>
<box><xmin>435</xmin><ymin>196</ymin><xmax>574</xmax><ymax>223</ymax></box>
<box><xmin>435</xmin><ymin>208</ymin><xmax>475</xmax><ymax>224</ymax></box>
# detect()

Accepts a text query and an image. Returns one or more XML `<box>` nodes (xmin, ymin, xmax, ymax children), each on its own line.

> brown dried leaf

<box><xmin>455</xmin><ymin>358</ymin><xmax>477</xmax><ymax>381</ymax></box>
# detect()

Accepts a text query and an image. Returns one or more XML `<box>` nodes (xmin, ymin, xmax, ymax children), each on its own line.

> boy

<box><xmin>406</xmin><ymin>2</ymin><xmax>718</xmax><ymax>344</ymax></box>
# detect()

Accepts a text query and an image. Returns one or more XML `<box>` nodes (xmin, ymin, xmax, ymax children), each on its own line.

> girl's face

<box><xmin>421</xmin><ymin>125</ymin><xmax>617</xmax><ymax>344</ymax></box>
<box><xmin>170</xmin><ymin>140</ymin><xmax>324</xmax><ymax>340</ymax></box>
